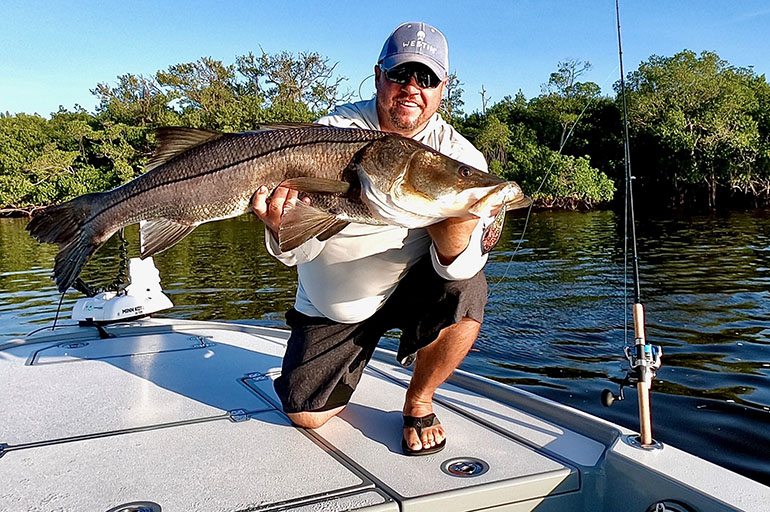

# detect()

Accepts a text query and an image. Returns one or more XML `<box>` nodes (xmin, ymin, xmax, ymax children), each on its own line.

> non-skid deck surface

<box><xmin>0</xmin><ymin>321</ymin><xmax>582</xmax><ymax>511</ymax></box>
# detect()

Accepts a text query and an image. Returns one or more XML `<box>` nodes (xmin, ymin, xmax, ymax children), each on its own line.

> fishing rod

<box><xmin>601</xmin><ymin>0</ymin><xmax>662</xmax><ymax>448</ymax></box>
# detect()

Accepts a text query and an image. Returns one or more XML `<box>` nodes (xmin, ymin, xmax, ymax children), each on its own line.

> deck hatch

<box><xmin>0</xmin><ymin>411</ymin><xmax>390</xmax><ymax>511</ymax></box>
<box><xmin>3</xmin><ymin>331</ymin><xmax>284</xmax><ymax>445</ymax></box>
<box><xmin>31</xmin><ymin>333</ymin><xmax>214</xmax><ymax>365</ymax></box>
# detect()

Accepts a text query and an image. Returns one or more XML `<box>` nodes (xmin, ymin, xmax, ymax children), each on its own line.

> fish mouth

<box><xmin>504</xmin><ymin>195</ymin><xmax>533</xmax><ymax>211</ymax></box>
<box><xmin>468</xmin><ymin>183</ymin><xmax>531</xmax><ymax>216</ymax></box>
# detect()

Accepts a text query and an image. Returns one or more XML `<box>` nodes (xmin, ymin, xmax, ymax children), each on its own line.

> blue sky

<box><xmin>2</xmin><ymin>0</ymin><xmax>769</xmax><ymax>117</ymax></box>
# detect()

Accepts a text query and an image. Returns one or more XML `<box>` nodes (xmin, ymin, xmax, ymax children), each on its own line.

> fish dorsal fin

<box><xmin>140</xmin><ymin>218</ymin><xmax>198</xmax><ymax>258</ymax></box>
<box><xmin>278</xmin><ymin>201</ymin><xmax>347</xmax><ymax>251</ymax></box>
<box><xmin>281</xmin><ymin>177</ymin><xmax>351</xmax><ymax>194</ymax></box>
<box><xmin>147</xmin><ymin>127</ymin><xmax>223</xmax><ymax>171</ymax></box>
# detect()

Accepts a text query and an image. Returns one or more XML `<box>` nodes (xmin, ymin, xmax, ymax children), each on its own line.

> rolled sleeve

<box><xmin>264</xmin><ymin>227</ymin><xmax>326</xmax><ymax>266</ymax></box>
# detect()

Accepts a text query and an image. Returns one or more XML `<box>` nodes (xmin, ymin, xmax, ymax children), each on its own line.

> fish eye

<box><xmin>458</xmin><ymin>166</ymin><xmax>472</xmax><ymax>177</ymax></box>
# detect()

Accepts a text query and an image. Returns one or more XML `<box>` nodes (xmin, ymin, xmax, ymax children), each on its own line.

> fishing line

<box><xmin>51</xmin><ymin>292</ymin><xmax>65</xmax><ymax>331</ymax></box>
<box><xmin>489</xmin><ymin>64</ymin><xmax>621</xmax><ymax>291</ymax></box>
<box><xmin>357</xmin><ymin>73</ymin><xmax>375</xmax><ymax>100</ymax></box>
<box><xmin>616</xmin><ymin>0</ymin><xmax>641</xmax><ymax>347</ymax></box>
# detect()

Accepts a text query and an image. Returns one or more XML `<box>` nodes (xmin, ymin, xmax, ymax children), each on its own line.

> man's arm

<box><xmin>426</xmin><ymin>217</ymin><xmax>479</xmax><ymax>265</ymax></box>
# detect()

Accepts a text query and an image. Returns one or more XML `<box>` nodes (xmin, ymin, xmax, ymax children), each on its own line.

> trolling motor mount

<box><xmin>71</xmin><ymin>257</ymin><xmax>173</xmax><ymax>324</ymax></box>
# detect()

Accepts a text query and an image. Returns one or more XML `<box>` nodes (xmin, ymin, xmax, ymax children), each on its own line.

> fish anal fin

<box><xmin>278</xmin><ymin>201</ymin><xmax>344</xmax><ymax>251</ymax></box>
<box><xmin>281</xmin><ymin>177</ymin><xmax>350</xmax><ymax>195</ymax></box>
<box><xmin>147</xmin><ymin>127</ymin><xmax>223</xmax><ymax>171</ymax></box>
<box><xmin>140</xmin><ymin>218</ymin><xmax>198</xmax><ymax>258</ymax></box>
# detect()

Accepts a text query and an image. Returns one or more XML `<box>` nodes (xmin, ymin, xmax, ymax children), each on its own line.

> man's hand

<box><xmin>252</xmin><ymin>185</ymin><xmax>310</xmax><ymax>241</ymax></box>
<box><xmin>426</xmin><ymin>217</ymin><xmax>480</xmax><ymax>265</ymax></box>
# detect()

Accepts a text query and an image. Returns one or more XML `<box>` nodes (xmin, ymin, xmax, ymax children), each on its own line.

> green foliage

<box><xmin>92</xmin><ymin>73</ymin><xmax>178</xmax><ymax>127</ymax></box>
<box><xmin>624</xmin><ymin>50</ymin><xmax>770</xmax><ymax>207</ymax></box>
<box><xmin>531</xmin><ymin>59</ymin><xmax>601</xmax><ymax>149</ymax></box>
<box><xmin>495</xmin><ymin>122</ymin><xmax>615</xmax><ymax>208</ymax></box>
<box><xmin>241</xmin><ymin>50</ymin><xmax>354</xmax><ymax>113</ymax></box>
<box><xmin>460</xmin><ymin>65</ymin><xmax>617</xmax><ymax>209</ymax></box>
<box><xmin>474</xmin><ymin>115</ymin><xmax>511</xmax><ymax>164</ymax></box>
<box><xmin>439</xmin><ymin>72</ymin><xmax>465</xmax><ymax>124</ymax></box>
<box><xmin>1</xmin><ymin>50</ymin><xmax>353</xmax><ymax>210</ymax></box>
<box><xmin>3</xmin><ymin>47</ymin><xmax>769</xmax><ymax>212</ymax></box>
<box><xmin>0</xmin><ymin>108</ymin><xmax>151</xmax><ymax>208</ymax></box>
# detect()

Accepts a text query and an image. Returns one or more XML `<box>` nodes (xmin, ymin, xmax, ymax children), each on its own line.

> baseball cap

<box><xmin>378</xmin><ymin>22</ymin><xmax>449</xmax><ymax>81</ymax></box>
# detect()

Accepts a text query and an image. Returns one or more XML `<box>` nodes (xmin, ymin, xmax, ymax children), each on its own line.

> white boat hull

<box><xmin>1</xmin><ymin>318</ymin><xmax>767</xmax><ymax>511</ymax></box>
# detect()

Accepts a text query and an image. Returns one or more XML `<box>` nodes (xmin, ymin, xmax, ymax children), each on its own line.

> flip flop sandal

<box><xmin>402</xmin><ymin>413</ymin><xmax>447</xmax><ymax>456</ymax></box>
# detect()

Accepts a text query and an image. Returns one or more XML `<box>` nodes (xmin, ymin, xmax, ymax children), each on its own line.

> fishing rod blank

<box><xmin>601</xmin><ymin>0</ymin><xmax>663</xmax><ymax>449</ymax></box>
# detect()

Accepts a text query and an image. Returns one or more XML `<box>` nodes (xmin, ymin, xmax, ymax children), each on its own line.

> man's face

<box><xmin>375</xmin><ymin>63</ymin><xmax>446</xmax><ymax>138</ymax></box>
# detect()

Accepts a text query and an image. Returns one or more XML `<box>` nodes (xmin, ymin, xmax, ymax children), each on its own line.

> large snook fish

<box><xmin>27</xmin><ymin>124</ymin><xmax>530</xmax><ymax>292</ymax></box>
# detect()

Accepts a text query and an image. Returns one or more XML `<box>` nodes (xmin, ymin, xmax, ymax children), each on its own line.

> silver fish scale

<box><xmin>303</xmin><ymin>193</ymin><xmax>384</xmax><ymax>225</ymax></box>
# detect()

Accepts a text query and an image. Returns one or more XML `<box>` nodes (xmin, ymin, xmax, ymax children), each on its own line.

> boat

<box><xmin>4</xmin><ymin>5</ymin><xmax>768</xmax><ymax>509</ymax></box>
<box><xmin>1</xmin><ymin>258</ymin><xmax>768</xmax><ymax>512</ymax></box>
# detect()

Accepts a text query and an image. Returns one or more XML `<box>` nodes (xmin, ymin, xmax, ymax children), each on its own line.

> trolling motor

<box><xmin>66</xmin><ymin>228</ymin><xmax>173</xmax><ymax>325</ymax></box>
<box><xmin>70</xmin><ymin>256</ymin><xmax>173</xmax><ymax>324</ymax></box>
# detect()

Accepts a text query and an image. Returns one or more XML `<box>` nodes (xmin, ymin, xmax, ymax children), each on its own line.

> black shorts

<box><xmin>273</xmin><ymin>255</ymin><xmax>487</xmax><ymax>413</ymax></box>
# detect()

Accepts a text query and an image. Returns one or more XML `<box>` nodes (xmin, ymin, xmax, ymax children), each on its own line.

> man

<box><xmin>253</xmin><ymin>22</ymin><xmax>495</xmax><ymax>456</ymax></box>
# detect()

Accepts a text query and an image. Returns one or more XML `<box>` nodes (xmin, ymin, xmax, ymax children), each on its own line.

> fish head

<box><xmin>357</xmin><ymin>135</ymin><xmax>529</xmax><ymax>226</ymax></box>
<box><xmin>394</xmin><ymin>149</ymin><xmax>496</xmax><ymax>216</ymax></box>
<box><xmin>395</xmin><ymin>142</ymin><xmax>530</xmax><ymax>218</ymax></box>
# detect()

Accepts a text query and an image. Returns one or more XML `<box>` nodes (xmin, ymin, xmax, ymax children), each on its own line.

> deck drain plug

<box><xmin>106</xmin><ymin>502</ymin><xmax>161</xmax><ymax>512</ymax></box>
<box><xmin>441</xmin><ymin>457</ymin><xmax>489</xmax><ymax>477</ymax></box>
<box><xmin>58</xmin><ymin>342</ymin><xmax>89</xmax><ymax>349</ymax></box>
<box><xmin>645</xmin><ymin>501</ymin><xmax>696</xmax><ymax>512</ymax></box>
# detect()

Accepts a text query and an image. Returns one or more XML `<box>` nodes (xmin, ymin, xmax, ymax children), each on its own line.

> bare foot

<box><xmin>403</xmin><ymin>395</ymin><xmax>446</xmax><ymax>452</ymax></box>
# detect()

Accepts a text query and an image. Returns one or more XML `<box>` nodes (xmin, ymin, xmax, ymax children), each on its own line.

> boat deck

<box><xmin>1</xmin><ymin>318</ymin><xmax>767</xmax><ymax>511</ymax></box>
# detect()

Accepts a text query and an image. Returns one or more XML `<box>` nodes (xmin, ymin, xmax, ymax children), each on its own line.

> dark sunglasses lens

<box><xmin>415</xmin><ymin>70</ymin><xmax>437</xmax><ymax>88</ymax></box>
<box><xmin>385</xmin><ymin>66</ymin><xmax>439</xmax><ymax>88</ymax></box>
<box><xmin>386</xmin><ymin>67</ymin><xmax>411</xmax><ymax>84</ymax></box>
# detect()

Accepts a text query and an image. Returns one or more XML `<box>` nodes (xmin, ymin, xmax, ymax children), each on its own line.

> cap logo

<box><xmin>401</xmin><ymin>30</ymin><xmax>437</xmax><ymax>54</ymax></box>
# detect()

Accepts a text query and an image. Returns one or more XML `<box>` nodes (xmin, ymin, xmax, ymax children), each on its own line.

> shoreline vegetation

<box><xmin>2</xmin><ymin>49</ymin><xmax>769</xmax><ymax>216</ymax></box>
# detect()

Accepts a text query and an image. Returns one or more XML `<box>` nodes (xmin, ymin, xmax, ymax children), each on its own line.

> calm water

<box><xmin>1</xmin><ymin>210</ymin><xmax>769</xmax><ymax>484</ymax></box>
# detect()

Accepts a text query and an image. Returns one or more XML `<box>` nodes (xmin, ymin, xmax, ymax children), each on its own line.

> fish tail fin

<box><xmin>26</xmin><ymin>192</ymin><xmax>112</xmax><ymax>292</ymax></box>
<box><xmin>26</xmin><ymin>192</ymin><xmax>104</xmax><ymax>244</ymax></box>
<box><xmin>53</xmin><ymin>236</ymin><xmax>100</xmax><ymax>293</ymax></box>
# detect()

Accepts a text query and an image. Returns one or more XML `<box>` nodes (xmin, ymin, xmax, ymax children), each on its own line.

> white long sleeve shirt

<box><xmin>266</xmin><ymin>98</ymin><xmax>490</xmax><ymax>323</ymax></box>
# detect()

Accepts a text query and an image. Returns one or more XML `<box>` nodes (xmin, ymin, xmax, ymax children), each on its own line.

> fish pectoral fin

<box><xmin>317</xmin><ymin>220</ymin><xmax>350</xmax><ymax>241</ymax></box>
<box><xmin>140</xmin><ymin>218</ymin><xmax>198</xmax><ymax>258</ymax></box>
<box><xmin>278</xmin><ymin>201</ymin><xmax>346</xmax><ymax>251</ymax></box>
<box><xmin>280</xmin><ymin>177</ymin><xmax>351</xmax><ymax>195</ymax></box>
<box><xmin>147</xmin><ymin>127</ymin><xmax>223</xmax><ymax>171</ymax></box>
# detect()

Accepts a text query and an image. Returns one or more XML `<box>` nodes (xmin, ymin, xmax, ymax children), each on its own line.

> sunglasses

<box><xmin>380</xmin><ymin>64</ymin><xmax>442</xmax><ymax>89</ymax></box>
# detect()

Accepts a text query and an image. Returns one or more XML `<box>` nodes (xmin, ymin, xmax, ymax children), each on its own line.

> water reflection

<box><xmin>1</xmin><ymin>208</ymin><xmax>769</xmax><ymax>484</ymax></box>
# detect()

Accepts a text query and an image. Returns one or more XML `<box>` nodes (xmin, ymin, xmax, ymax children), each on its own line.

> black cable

<box><xmin>51</xmin><ymin>292</ymin><xmax>65</xmax><ymax>331</ymax></box>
